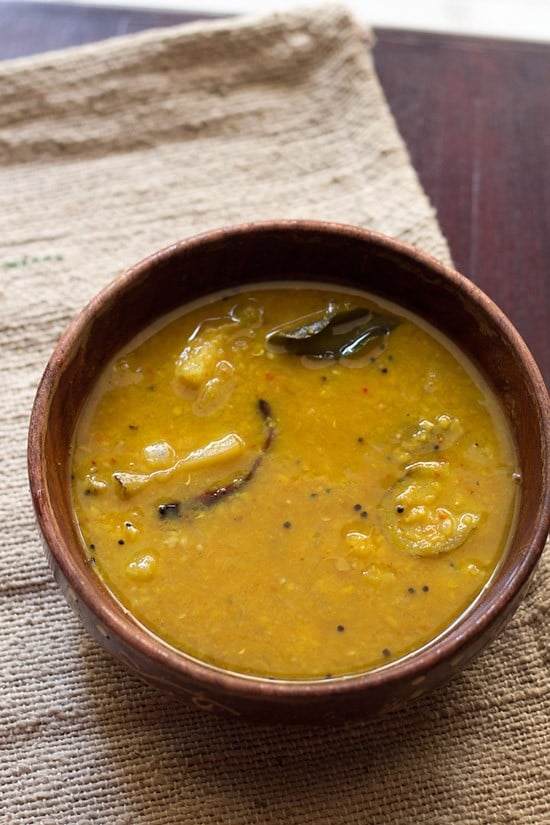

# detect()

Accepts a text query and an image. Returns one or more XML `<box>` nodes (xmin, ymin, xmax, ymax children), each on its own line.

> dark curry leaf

<box><xmin>266</xmin><ymin>305</ymin><xmax>399</xmax><ymax>360</ymax></box>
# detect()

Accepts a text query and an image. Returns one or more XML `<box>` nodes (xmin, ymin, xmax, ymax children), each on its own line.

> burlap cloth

<box><xmin>0</xmin><ymin>5</ymin><xmax>547</xmax><ymax>823</ymax></box>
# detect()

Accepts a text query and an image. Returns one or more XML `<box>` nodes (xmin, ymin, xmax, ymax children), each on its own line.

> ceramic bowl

<box><xmin>28</xmin><ymin>221</ymin><xmax>550</xmax><ymax>723</ymax></box>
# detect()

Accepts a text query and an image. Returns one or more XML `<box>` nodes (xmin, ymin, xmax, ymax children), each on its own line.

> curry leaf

<box><xmin>266</xmin><ymin>304</ymin><xmax>399</xmax><ymax>359</ymax></box>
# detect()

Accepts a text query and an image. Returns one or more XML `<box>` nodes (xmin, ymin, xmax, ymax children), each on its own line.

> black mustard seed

<box><xmin>158</xmin><ymin>502</ymin><xmax>181</xmax><ymax>519</ymax></box>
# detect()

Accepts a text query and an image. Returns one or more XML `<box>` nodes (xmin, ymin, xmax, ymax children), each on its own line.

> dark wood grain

<box><xmin>373</xmin><ymin>31</ymin><xmax>550</xmax><ymax>385</ymax></box>
<box><xmin>1</xmin><ymin>2</ymin><xmax>547</xmax><ymax>383</ymax></box>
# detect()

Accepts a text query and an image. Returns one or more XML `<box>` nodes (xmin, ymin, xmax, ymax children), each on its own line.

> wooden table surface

<box><xmin>1</xmin><ymin>2</ymin><xmax>548</xmax><ymax>384</ymax></box>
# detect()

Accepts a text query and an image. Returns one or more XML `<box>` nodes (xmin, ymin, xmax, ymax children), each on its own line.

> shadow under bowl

<box><xmin>28</xmin><ymin>221</ymin><xmax>550</xmax><ymax>723</ymax></box>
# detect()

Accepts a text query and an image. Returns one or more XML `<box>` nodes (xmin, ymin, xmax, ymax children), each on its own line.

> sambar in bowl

<box><xmin>28</xmin><ymin>221</ymin><xmax>550</xmax><ymax>723</ymax></box>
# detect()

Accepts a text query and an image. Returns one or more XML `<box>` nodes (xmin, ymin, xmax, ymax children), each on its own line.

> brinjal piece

<box><xmin>153</xmin><ymin>399</ymin><xmax>276</xmax><ymax>519</ymax></box>
<box><xmin>378</xmin><ymin>461</ymin><xmax>480</xmax><ymax>557</ymax></box>
<box><xmin>193</xmin><ymin>398</ymin><xmax>275</xmax><ymax>509</ymax></box>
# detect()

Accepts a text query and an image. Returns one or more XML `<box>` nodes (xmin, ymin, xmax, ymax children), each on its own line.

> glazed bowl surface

<box><xmin>28</xmin><ymin>221</ymin><xmax>550</xmax><ymax>723</ymax></box>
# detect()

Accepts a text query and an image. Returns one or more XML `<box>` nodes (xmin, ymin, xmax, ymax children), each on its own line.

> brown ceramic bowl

<box><xmin>28</xmin><ymin>221</ymin><xmax>549</xmax><ymax>723</ymax></box>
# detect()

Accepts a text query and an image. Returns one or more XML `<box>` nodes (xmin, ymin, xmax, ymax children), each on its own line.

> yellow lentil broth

<box><xmin>72</xmin><ymin>285</ymin><xmax>517</xmax><ymax>679</ymax></box>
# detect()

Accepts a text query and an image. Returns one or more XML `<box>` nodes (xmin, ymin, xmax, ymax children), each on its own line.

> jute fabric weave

<box><xmin>0</xmin><ymin>6</ymin><xmax>547</xmax><ymax>823</ymax></box>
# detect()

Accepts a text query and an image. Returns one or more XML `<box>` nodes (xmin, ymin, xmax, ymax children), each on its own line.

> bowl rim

<box><xmin>28</xmin><ymin>219</ymin><xmax>550</xmax><ymax>704</ymax></box>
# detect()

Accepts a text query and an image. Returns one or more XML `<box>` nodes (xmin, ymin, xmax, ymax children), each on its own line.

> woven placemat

<box><xmin>0</xmin><ymin>5</ymin><xmax>547</xmax><ymax>823</ymax></box>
